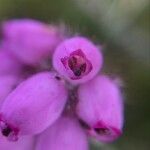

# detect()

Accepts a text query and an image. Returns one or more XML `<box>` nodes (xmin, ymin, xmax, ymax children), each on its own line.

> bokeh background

<box><xmin>0</xmin><ymin>0</ymin><xmax>149</xmax><ymax>149</ymax></box>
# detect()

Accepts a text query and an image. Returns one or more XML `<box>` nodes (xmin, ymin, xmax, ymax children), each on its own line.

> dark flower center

<box><xmin>2</xmin><ymin>126</ymin><xmax>12</xmax><ymax>137</ymax></box>
<box><xmin>68</xmin><ymin>56</ymin><xmax>86</xmax><ymax>77</ymax></box>
<box><xmin>94</xmin><ymin>127</ymin><xmax>110</xmax><ymax>135</ymax></box>
<box><xmin>61</xmin><ymin>49</ymin><xmax>92</xmax><ymax>80</ymax></box>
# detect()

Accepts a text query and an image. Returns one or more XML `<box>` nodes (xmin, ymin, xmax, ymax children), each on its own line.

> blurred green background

<box><xmin>0</xmin><ymin>0</ymin><xmax>149</xmax><ymax>149</ymax></box>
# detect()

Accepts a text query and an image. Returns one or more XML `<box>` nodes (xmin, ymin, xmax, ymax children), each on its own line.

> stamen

<box><xmin>68</xmin><ymin>55</ymin><xmax>86</xmax><ymax>77</ymax></box>
<box><xmin>74</xmin><ymin>69</ymin><xmax>82</xmax><ymax>76</ymax></box>
<box><xmin>68</xmin><ymin>56</ymin><xmax>77</xmax><ymax>70</ymax></box>
<box><xmin>61</xmin><ymin>49</ymin><xmax>93</xmax><ymax>80</ymax></box>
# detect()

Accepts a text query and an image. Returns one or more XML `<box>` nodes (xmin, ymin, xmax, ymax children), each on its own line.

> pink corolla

<box><xmin>2</xmin><ymin>19</ymin><xmax>63</xmax><ymax>65</ymax></box>
<box><xmin>53</xmin><ymin>37</ymin><xmax>103</xmax><ymax>84</ymax></box>
<box><xmin>0</xmin><ymin>49</ymin><xmax>22</xmax><ymax>75</ymax></box>
<box><xmin>0</xmin><ymin>134</ymin><xmax>34</xmax><ymax>150</ymax></box>
<box><xmin>0</xmin><ymin>72</ymin><xmax>68</xmax><ymax>141</ymax></box>
<box><xmin>77</xmin><ymin>75</ymin><xmax>124</xmax><ymax>142</ymax></box>
<box><xmin>36</xmin><ymin>116</ymin><xmax>89</xmax><ymax>150</ymax></box>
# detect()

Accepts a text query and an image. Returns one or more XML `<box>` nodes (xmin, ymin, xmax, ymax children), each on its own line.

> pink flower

<box><xmin>0</xmin><ymin>18</ymin><xmax>125</xmax><ymax>149</ymax></box>
<box><xmin>36</xmin><ymin>116</ymin><xmax>89</xmax><ymax>150</ymax></box>
<box><xmin>53</xmin><ymin>37</ymin><xmax>103</xmax><ymax>84</ymax></box>
<box><xmin>0</xmin><ymin>72</ymin><xmax>68</xmax><ymax>141</ymax></box>
<box><xmin>76</xmin><ymin>75</ymin><xmax>124</xmax><ymax>142</ymax></box>
<box><xmin>2</xmin><ymin>19</ymin><xmax>63</xmax><ymax>65</ymax></box>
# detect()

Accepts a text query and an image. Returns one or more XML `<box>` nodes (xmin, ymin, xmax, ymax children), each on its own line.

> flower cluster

<box><xmin>0</xmin><ymin>19</ymin><xmax>124</xmax><ymax>150</ymax></box>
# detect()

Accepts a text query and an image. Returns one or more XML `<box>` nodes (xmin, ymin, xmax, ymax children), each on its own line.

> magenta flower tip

<box><xmin>91</xmin><ymin>121</ymin><xmax>122</xmax><ymax>142</ymax></box>
<box><xmin>77</xmin><ymin>75</ymin><xmax>124</xmax><ymax>142</ymax></box>
<box><xmin>0</xmin><ymin>114</ymin><xmax>19</xmax><ymax>141</ymax></box>
<box><xmin>0</xmin><ymin>72</ymin><xmax>68</xmax><ymax>140</ymax></box>
<box><xmin>53</xmin><ymin>36</ymin><xmax>103</xmax><ymax>84</ymax></box>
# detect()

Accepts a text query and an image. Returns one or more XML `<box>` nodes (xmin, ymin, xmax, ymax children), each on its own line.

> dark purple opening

<box><xmin>2</xmin><ymin>126</ymin><xmax>12</xmax><ymax>137</ymax></box>
<box><xmin>94</xmin><ymin>127</ymin><xmax>111</xmax><ymax>135</ymax></box>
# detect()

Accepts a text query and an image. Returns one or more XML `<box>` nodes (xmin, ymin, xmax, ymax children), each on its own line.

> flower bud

<box><xmin>2</xmin><ymin>19</ymin><xmax>63</xmax><ymax>65</ymax></box>
<box><xmin>0</xmin><ymin>49</ymin><xmax>21</xmax><ymax>75</ymax></box>
<box><xmin>77</xmin><ymin>75</ymin><xmax>124</xmax><ymax>142</ymax></box>
<box><xmin>36</xmin><ymin>116</ymin><xmax>89</xmax><ymax>150</ymax></box>
<box><xmin>0</xmin><ymin>134</ymin><xmax>34</xmax><ymax>150</ymax></box>
<box><xmin>0</xmin><ymin>72</ymin><xmax>68</xmax><ymax>141</ymax></box>
<box><xmin>53</xmin><ymin>37</ymin><xmax>103</xmax><ymax>84</ymax></box>
<box><xmin>0</xmin><ymin>75</ymin><xmax>18</xmax><ymax>108</ymax></box>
